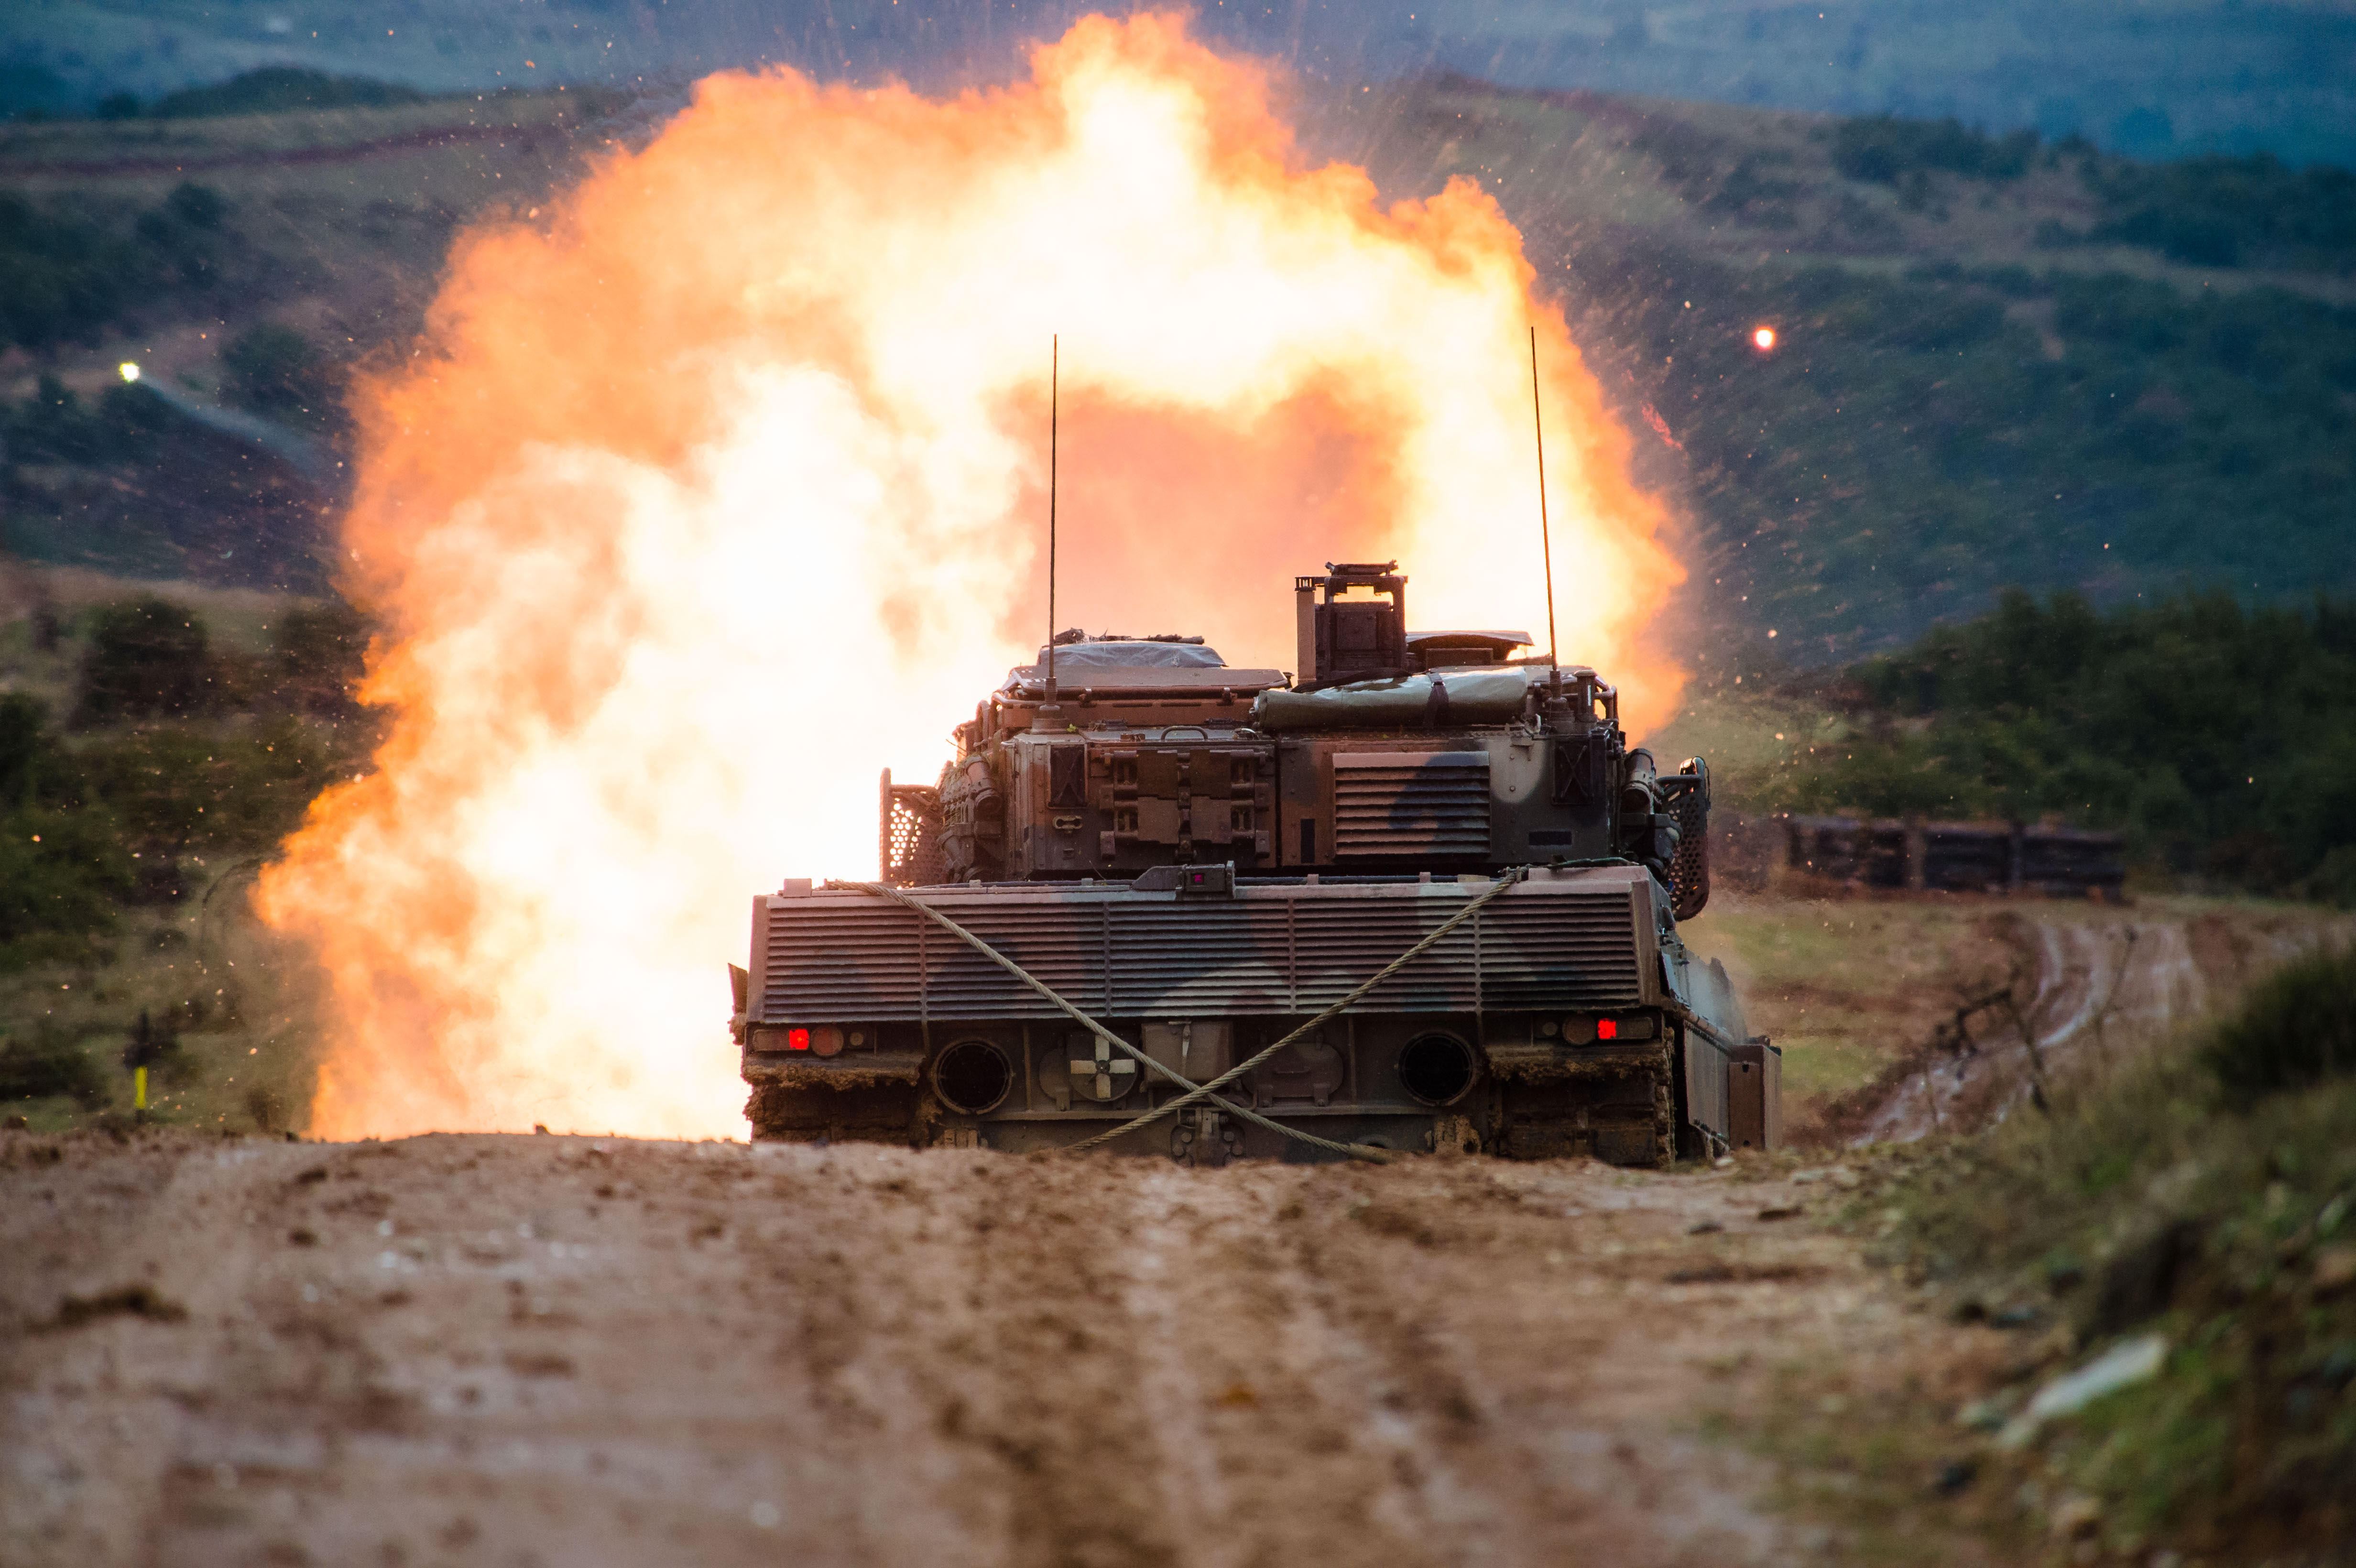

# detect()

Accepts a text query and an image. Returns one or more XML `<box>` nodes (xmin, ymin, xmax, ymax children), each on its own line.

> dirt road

<box><xmin>2</xmin><ymin>1132</ymin><xmax>1992</xmax><ymax>1568</ymax></box>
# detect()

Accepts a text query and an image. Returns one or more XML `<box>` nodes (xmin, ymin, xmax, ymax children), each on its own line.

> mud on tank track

<box><xmin>745</xmin><ymin>1041</ymin><xmax>1681</xmax><ymax>1166</ymax></box>
<box><xmin>3</xmin><ymin>1130</ymin><xmax>1988</xmax><ymax>1567</ymax></box>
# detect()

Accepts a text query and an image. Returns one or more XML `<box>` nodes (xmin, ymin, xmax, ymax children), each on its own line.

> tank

<box><xmin>731</xmin><ymin>563</ymin><xmax>1775</xmax><ymax>1165</ymax></box>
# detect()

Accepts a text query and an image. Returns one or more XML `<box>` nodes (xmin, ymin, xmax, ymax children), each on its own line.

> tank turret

<box><xmin>884</xmin><ymin>562</ymin><xmax>1712</xmax><ymax>913</ymax></box>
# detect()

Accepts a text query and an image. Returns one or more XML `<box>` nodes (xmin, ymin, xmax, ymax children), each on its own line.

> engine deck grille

<box><xmin>754</xmin><ymin>872</ymin><xmax>1649</xmax><ymax>1023</ymax></box>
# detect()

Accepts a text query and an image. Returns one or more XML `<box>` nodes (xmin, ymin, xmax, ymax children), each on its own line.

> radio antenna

<box><xmin>1036</xmin><ymin>335</ymin><xmax>1063</xmax><ymax>730</ymax></box>
<box><xmin>1529</xmin><ymin>326</ymin><xmax>1560</xmax><ymax>684</ymax></box>
<box><xmin>1047</xmin><ymin>334</ymin><xmax>1058</xmax><ymax>698</ymax></box>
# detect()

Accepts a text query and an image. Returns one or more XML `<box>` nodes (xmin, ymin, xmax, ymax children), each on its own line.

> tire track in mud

<box><xmin>916</xmin><ymin>1156</ymin><xmax>1193</xmax><ymax>1568</ymax></box>
<box><xmin>1858</xmin><ymin>911</ymin><xmax>2347</xmax><ymax>1143</ymax></box>
<box><xmin>6</xmin><ymin>1131</ymin><xmax>1968</xmax><ymax>1568</ymax></box>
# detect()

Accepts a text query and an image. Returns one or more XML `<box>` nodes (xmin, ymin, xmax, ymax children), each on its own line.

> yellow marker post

<box><xmin>134</xmin><ymin>1066</ymin><xmax>147</xmax><ymax>1112</ymax></box>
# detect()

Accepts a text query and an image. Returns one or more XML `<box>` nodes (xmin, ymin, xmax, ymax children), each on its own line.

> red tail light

<box><xmin>1596</xmin><ymin>1018</ymin><xmax>1618</xmax><ymax>1040</ymax></box>
<box><xmin>786</xmin><ymin>1027</ymin><xmax>811</xmax><ymax>1051</ymax></box>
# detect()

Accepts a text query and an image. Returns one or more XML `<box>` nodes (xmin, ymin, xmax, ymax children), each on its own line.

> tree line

<box><xmin>1741</xmin><ymin>588</ymin><xmax>2356</xmax><ymax>903</ymax></box>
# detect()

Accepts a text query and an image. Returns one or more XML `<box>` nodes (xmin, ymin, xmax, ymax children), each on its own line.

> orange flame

<box><xmin>257</xmin><ymin>14</ymin><xmax>1684</xmax><ymax>1140</ymax></box>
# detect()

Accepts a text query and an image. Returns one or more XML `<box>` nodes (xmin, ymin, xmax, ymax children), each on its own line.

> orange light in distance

<box><xmin>1752</xmin><ymin>325</ymin><xmax>1778</xmax><ymax>351</ymax></box>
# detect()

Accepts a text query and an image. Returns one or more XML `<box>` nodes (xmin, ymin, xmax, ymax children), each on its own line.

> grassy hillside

<box><xmin>1318</xmin><ymin>76</ymin><xmax>2356</xmax><ymax>663</ymax></box>
<box><xmin>1798</xmin><ymin>947</ymin><xmax>2356</xmax><ymax>1564</ymax></box>
<box><xmin>0</xmin><ymin>566</ymin><xmax>365</xmax><ymax>1132</ymax></box>
<box><xmin>6</xmin><ymin>68</ymin><xmax>2352</xmax><ymax>643</ymax></box>
<box><xmin>0</xmin><ymin>81</ymin><xmax>620</xmax><ymax>585</ymax></box>
<box><xmin>6</xmin><ymin>0</ymin><xmax>2353</xmax><ymax>167</ymax></box>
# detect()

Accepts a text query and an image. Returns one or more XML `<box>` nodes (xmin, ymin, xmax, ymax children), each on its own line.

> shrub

<box><xmin>222</xmin><ymin>322</ymin><xmax>336</xmax><ymax>425</ymax></box>
<box><xmin>72</xmin><ymin>717</ymin><xmax>352</xmax><ymax>852</ymax></box>
<box><xmin>0</xmin><ymin>1024</ymin><xmax>109</xmax><ymax>1110</ymax></box>
<box><xmin>0</xmin><ymin>692</ymin><xmax>44</xmax><ymax>807</ymax></box>
<box><xmin>1873</xmin><ymin>952</ymin><xmax>2356</xmax><ymax>1556</ymax></box>
<box><xmin>134</xmin><ymin>184</ymin><xmax>229</xmax><ymax>286</ymax></box>
<box><xmin>7</xmin><ymin>374</ymin><xmax>116</xmax><ymax>465</ymax></box>
<box><xmin>0</xmin><ymin>805</ymin><xmax>134</xmax><ymax>962</ymax></box>
<box><xmin>164</xmin><ymin>183</ymin><xmax>225</xmax><ymax>229</ymax></box>
<box><xmin>0</xmin><ymin>63</ymin><xmax>72</xmax><ymax>121</ymax></box>
<box><xmin>1832</xmin><ymin>115</ymin><xmax>2038</xmax><ymax>183</ymax></box>
<box><xmin>2200</xmin><ymin>944</ymin><xmax>2356</xmax><ymax>1102</ymax></box>
<box><xmin>274</xmin><ymin>600</ymin><xmax>371</xmax><ymax>714</ymax></box>
<box><xmin>1747</xmin><ymin>588</ymin><xmax>2356</xmax><ymax>897</ymax></box>
<box><xmin>148</xmin><ymin>68</ymin><xmax>425</xmax><ymax>120</ymax></box>
<box><xmin>2088</xmin><ymin>153</ymin><xmax>2356</xmax><ymax>273</ymax></box>
<box><xmin>2</xmin><ymin>376</ymin><xmax>181</xmax><ymax>467</ymax></box>
<box><xmin>2302</xmin><ymin>845</ymin><xmax>2356</xmax><ymax>909</ymax></box>
<box><xmin>0</xmin><ymin>195</ymin><xmax>143</xmax><ymax>349</ymax></box>
<box><xmin>75</xmin><ymin>598</ymin><xmax>212</xmax><ymax>725</ymax></box>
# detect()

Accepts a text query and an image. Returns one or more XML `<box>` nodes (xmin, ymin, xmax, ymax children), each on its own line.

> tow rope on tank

<box><xmin>829</xmin><ymin>868</ymin><xmax>1530</xmax><ymax>1165</ymax></box>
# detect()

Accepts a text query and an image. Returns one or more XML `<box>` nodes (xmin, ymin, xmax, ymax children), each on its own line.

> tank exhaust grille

<box><xmin>755</xmin><ymin>877</ymin><xmax>1646</xmax><ymax>1023</ymax></box>
<box><xmin>1331</xmin><ymin>752</ymin><xmax>1489</xmax><ymax>859</ymax></box>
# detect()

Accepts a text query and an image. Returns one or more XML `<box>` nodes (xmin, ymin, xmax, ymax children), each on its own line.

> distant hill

<box><xmin>1315</xmin><ymin>77</ymin><xmax>2356</xmax><ymax>663</ymax></box>
<box><xmin>2</xmin><ymin>72</ymin><xmax>2350</xmax><ymax>652</ymax></box>
<box><xmin>0</xmin><ymin>85</ymin><xmax>609</xmax><ymax>588</ymax></box>
<box><xmin>146</xmin><ymin>67</ymin><xmax>428</xmax><ymax>121</ymax></box>
<box><xmin>4</xmin><ymin>0</ymin><xmax>2354</xmax><ymax>167</ymax></box>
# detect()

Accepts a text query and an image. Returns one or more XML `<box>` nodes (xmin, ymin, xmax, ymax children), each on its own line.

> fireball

<box><xmin>257</xmin><ymin>13</ymin><xmax>1684</xmax><ymax>1140</ymax></box>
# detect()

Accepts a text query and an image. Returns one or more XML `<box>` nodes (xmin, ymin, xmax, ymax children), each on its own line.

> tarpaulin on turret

<box><xmin>1251</xmin><ymin>666</ymin><xmax>1571</xmax><ymax>731</ymax></box>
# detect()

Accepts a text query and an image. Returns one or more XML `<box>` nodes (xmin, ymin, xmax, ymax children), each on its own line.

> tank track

<box><xmin>1490</xmin><ymin>1040</ymin><xmax>1677</xmax><ymax>1167</ymax></box>
<box><xmin>746</xmin><ymin>1042</ymin><xmax>1679</xmax><ymax>1167</ymax></box>
<box><xmin>743</xmin><ymin>1057</ymin><xmax>925</xmax><ymax>1145</ymax></box>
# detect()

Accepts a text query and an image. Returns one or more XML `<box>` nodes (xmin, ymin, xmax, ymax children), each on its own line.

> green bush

<box><xmin>0</xmin><ymin>184</ymin><xmax>245</xmax><ymax>350</ymax></box>
<box><xmin>2302</xmin><ymin>846</ymin><xmax>2356</xmax><ymax>910</ymax></box>
<box><xmin>164</xmin><ymin>183</ymin><xmax>225</xmax><ymax>229</ymax></box>
<box><xmin>148</xmin><ymin>67</ymin><xmax>425</xmax><ymax>120</ymax></box>
<box><xmin>70</xmin><ymin>717</ymin><xmax>352</xmax><ymax>852</ymax></box>
<box><xmin>1</xmin><ymin>376</ymin><xmax>181</xmax><ymax>467</ymax></box>
<box><xmin>2200</xmin><ymin>945</ymin><xmax>2356</xmax><ymax>1102</ymax></box>
<box><xmin>274</xmin><ymin>600</ymin><xmax>371</xmax><ymax>714</ymax></box>
<box><xmin>0</xmin><ymin>804</ymin><xmax>133</xmax><ymax>963</ymax></box>
<box><xmin>1832</xmin><ymin>115</ymin><xmax>2038</xmax><ymax>183</ymax></box>
<box><xmin>7</xmin><ymin>375</ymin><xmax>117</xmax><ymax>465</ymax></box>
<box><xmin>2088</xmin><ymin>153</ymin><xmax>2356</xmax><ymax>272</ymax></box>
<box><xmin>0</xmin><ymin>1024</ymin><xmax>109</xmax><ymax>1110</ymax></box>
<box><xmin>1747</xmin><ymin>588</ymin><xmax>2356</xmax><ymax>893</ymax></box>
<box><xmin>134</xmin><ymin>183</ymin><xmax>228</xmax><ymax>286</ymax></box>
<box><xmin>222</xmin><ymin>322</ymin><xmax>336</xmax><ymax>425</ymax></box>
<box><xmin>0</xmin><ymin>652</ymin><xmax>359</xmax><ymax>969</ymax></box>
<box><xmin>0</xmin><ymin>692</ymin><xmax>44</xmax><ymax>808</ymax></box>
<box><xmin>0</xmin><ymin>63</ymin><xmax>73</xmax><ymax>121</ymax></box>
<box><xmin>0</xmin><ymin>195</ymin><xmax>142</xmax><ymax>349</ymax></box>
<box><xmin>75</xmin><ymin>598</ymin><xmax>212</xmax><ymax>725</ymax></box>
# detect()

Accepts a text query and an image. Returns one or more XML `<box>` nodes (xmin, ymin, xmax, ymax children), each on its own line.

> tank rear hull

<box><xmin>737</xmin><ymin>866</ymin><xmax>1765</xmax><ymax>1165</ymax></box>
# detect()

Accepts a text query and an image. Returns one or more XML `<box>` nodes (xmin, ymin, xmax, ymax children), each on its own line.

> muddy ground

<box><xmin>0</xmin><ymin>1131</ymin><xmax>2018</xmax><ymax>1568</ymax></box>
